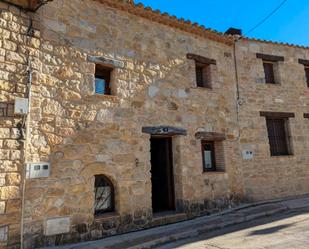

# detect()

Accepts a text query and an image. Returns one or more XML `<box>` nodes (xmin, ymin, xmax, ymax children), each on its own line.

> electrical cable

<box><xmin>244</xmin><ymin>0</ymin><xmax>289</xmax><ymax>36</ymax></box>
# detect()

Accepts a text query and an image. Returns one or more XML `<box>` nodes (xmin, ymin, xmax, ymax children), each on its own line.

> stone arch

<box><xmin>94</xmin><ymin>175</ymin><xmax>115</xmax><ymax>215</ymax></box>
<box><xmin>80</xmin><ymin>162</ymin><xmax>121</xmax><ymax>212</ymax></box>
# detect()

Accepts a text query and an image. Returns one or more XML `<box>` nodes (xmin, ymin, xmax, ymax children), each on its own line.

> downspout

<box><xmin>20</xmin><ymin>14</ymin><xmax>35</xmax><ymax>247</ymax></box>
<box><xmin>228</xmin><ymin>35</ymin><xmax>243</xmax><ymax>142</ymax></box>
<box><xmin>233</xmin><ymin>39</ymin><xmax>241</xmax><ymax>122</ymax></box>
<box><xmin>20</xmin><ymin>49</ymin><xmax>32</xmax><ymax>249</ymax></box>
<box><xmin>231</xmin><ymin>36</ymin><xmax>248</xmax><ymax>202</ymax></box>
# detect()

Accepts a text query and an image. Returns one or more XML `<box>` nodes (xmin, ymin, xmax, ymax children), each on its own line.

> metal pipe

<box><xmin>20</xmin><ymin>11</ymin><xmax>35</xmax><ymax>248</ymax></box>
<box><xmin>20</xmin><ymin>50</ymin><xmax>32</xmax><ymax>249</ymax></box>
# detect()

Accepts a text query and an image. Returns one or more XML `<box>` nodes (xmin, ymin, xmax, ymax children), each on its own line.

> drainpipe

<box><xmin>224</xmin><ymin>28</ymin><xmax>247</xmax><ymax>203</ymax></box>
<box><xmin>225</xmin><ymin>28</ymin><xmax>244</xmax><ymax>141</ymax></box>
<box><xmin>20</xmin><ymin>49</ymin><xmax>32</xmax><ymax>249</ymax></box>
<box><xmin>233</xmin><ymin>40</ymin><xmax>241</xmax><ymax>122</ymax></box>
<box><xmin>20</xmin><ymin>15</ymin><xmax>34</xmax><ymax>246</ymax></box>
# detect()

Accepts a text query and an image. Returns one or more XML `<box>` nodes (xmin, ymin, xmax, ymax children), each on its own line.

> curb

<box><xmin>125</xmin><ymin>205</ymin><xmax>291</xmax><ymax>249</ymax></box>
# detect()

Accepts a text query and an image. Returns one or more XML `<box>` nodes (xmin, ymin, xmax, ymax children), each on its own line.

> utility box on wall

<box><xmin>26</xmin><ymin>162</ymin><xmax>50</xmax><ymax>179</ymax></box>
<box><xmin>242</xmin><ymin>150</ymin><xmax>254</xmax><ymax>160</ymax></box>
<box><xmin>14</xmin><ymin>97</ymin><xmax>29</xmax><ymax>115</ymax></box>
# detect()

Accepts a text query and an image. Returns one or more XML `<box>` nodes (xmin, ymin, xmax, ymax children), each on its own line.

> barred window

<box><xmin>266</xmin><ymin>118</ymin><xmax>292</xmax><ymax>156</ymax></box>
<box><xmin>94</xmin><ymin>175</ymin><xmax>114</xmax><ymax>216</ymax></box>
<box><xmin>0</xmin><ymin>103</ymin><xmax>14</xmax><ymax>117</ymax></box>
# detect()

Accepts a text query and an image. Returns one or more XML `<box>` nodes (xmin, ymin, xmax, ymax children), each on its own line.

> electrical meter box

<box><xmin>14</xmin><ymin>97</ymin><xmax>29</xmax><ymax>115</ymax></box>
<box><xmin>26</xmin><ymin>162</ymin><xmax>50</xmax><ymax>179</ymax></box>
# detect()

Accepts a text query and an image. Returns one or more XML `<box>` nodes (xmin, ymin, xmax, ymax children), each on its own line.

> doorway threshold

<box><xmin>153</xmin><ymin>210</ymin><xmax>178</xmax><ymax>218</ymax></box>
<box><xmin>151</xmin><ymin>211</ymin><xmax>187</xmax><ymax>227</ymax></box>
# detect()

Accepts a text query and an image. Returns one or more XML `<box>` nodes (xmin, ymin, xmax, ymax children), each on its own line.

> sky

<box><xmin>135</xmin><ymin>0</ymin><xmax>309</xmax><ymax>46</ymax></box>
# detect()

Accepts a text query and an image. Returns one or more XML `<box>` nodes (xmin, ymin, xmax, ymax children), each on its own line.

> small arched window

<box><xmin>94</xmin><ymin>175</ymin><xmax>114</xmax><ymax>216</ymax></box>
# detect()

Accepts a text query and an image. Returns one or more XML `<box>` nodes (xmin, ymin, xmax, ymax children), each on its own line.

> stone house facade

<box><xmin>0</xmin><ymin>0</ymin><xmax>308</xmax><ymax>248</ymax></box>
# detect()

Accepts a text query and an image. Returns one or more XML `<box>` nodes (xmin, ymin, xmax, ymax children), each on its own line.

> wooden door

<box><xmin>150</xmin><ymin>137</ymin><xmax>175</xmax><ymax>213</ymax></box>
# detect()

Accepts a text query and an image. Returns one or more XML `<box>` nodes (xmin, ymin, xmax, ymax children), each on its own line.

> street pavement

<box><xmin>158</xmin><ymin>207</ymin><xmax>309</xmax><ymax>249</ymax></box>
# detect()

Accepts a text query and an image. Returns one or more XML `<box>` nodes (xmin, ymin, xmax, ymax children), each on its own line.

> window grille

<box><xmin>94</xmin><ymin>175</ymin><xmax>114</xmax><ymax>215</ymax></box>
<box><xmin>0</xmin><ymin>103</ymin><xmax>14</xmax><ymax>117</ymax></box>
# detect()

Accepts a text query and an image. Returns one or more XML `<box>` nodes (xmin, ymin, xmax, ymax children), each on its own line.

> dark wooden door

<box><xmin>150</xmin><ymin>137</ymin><xmax>175</xmax><ymax>213</ymax></box>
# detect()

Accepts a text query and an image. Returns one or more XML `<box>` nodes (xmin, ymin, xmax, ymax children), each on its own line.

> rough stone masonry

<box><xmin>0</xmin><ymin>0</ymin><xmax>308</xmax><ymax>248</ymax></box>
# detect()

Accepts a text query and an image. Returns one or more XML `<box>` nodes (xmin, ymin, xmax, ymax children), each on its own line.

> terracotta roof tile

<box><xmin>107</xmin><ymin>0</ymin><xmax>308</xmax><ymax>50</ymax></box>
<box><xmin>243</xmin><ymin>37</ymin><xmax>309</xmax><ymax>49</ymax></box>
<box><xmin>96</xmin><ymin>0</ymin><xmax>233</xmax><ymax>45</ymax></box>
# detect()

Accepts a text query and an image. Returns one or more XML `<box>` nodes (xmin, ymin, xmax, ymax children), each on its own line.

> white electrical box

<box><xmin>14</xmin><ymin>97</ymin><xmax>29</xmax><ymax>115</ymax></box>
<box><xmin>26</xmin><ymin>162</ymin><xmax>50</xmax><ymax>179</ymax></box>
<box><xmin>242</xmin><ymin>150</ymin><xmax>254</xmax><ymax>160</ymax></box>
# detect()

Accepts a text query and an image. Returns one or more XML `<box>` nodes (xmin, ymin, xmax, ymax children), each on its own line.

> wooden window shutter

<box><xmin>263</xmin><ymin>62</ymin><xmax>275</xmax><ymax>84</ymax></box>
<box><xmin>266</xmin><ymin>118</ymin><xmax>290</xmax><ymax>156</ymax></box>
<box><xmin>305</xmin><ymin>67</ymin><xmax>309</xmax><ymax>87</ymax></box>
<box><xmin>196</xmin><ymin>64</ymin><xmax>204</xmax><ymax>87</ymax></box>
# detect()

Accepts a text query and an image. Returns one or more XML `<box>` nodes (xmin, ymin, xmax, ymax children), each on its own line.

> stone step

<box><xmin>150</xmin><ymin>212</ymin><xmax>187</xmax><ymax>227</ymax></box>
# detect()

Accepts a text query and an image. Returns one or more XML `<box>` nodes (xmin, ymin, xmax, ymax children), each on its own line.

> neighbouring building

<box><xmin>0</xmin><ymin>0</ymin><xmax>308</xmax><ymax>248</ymax></box>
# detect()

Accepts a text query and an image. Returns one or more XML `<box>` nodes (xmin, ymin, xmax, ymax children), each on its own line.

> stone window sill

<box><xmin>94</xmin><ymin>94</ymin><xmax>118</xmax><ymax>100</ymax></box>
<box><xmin>191</xmin><ymin>86</ymin><xmax>212</xmax><ymax>90</ymax></box>
<box><xmin>85</xmin><ymin>94</ymin><xmax>119</xmax><ymax>103</ymax></box>
<box><xmin>203</xmin><ymin>170</ymin><xmax>226</xmax><ymax>175</ymax></box>
<box><xmin>94</xmin><ymin>212</ymin><xmax>120</xmax><ymax>221</ymax></box>
<box><xmin>256</xmin><ymin>83</ymin><xmax>282</xmax><ymax>88</ymax></box>
<box><xmin>270</xmin><ymin>154</ymin><xmax>294</xmax><ymax>158</ymax></box>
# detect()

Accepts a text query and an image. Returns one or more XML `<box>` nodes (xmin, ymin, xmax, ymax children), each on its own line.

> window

<box><xmin>265</xmin><ymin>118</ymin><xmax>292</xmax><ymax>156</ymax></box>
<box><xmin>95</xmin><ymin>64</ymin><xmax>113</xmax><ymax>95</ymax></box>
<box><xmin>263</xmin><ymin>61</ymin><xmax>276</xmax><ymax>84</ymax></box>
<box><xmin>186</xmin><ymin>53</ymin><xmax>216</xmax><ymax>89</ymax></box>
<box><xmin>195</xmin><ymin>62</ymin><xmax>211</xmax><ymax>88</ymax></box>
<box><xmin>0</xmin><ymin>102</ymin><xmax>14</xmax><ymax>117</ymax></box>
<box><xmin>201</xmin><ymin>141</ymin><xmax>216</xmax><ymax>171</ymax></box>
<box><xmin>256</xmin><ymin>53</ymin><xmax>284</xmax><ymax>85</ymax></box>
<box><xmin>305</xmin><ymin>67</ymin><xmax>309</xmax><ymax>87</ymax></box>
<box><xmin>94</xmin><ymin>175</ymin><xmax>114</xmax><ymax>216</ymax></box>
<box><xmin>0</xmin><ymin>226</ymin><xmax>8</xmax><ymax>242</ymax></box>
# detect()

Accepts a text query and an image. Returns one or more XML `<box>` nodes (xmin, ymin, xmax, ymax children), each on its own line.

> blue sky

<box><xmin>135</xmin><ymin>0</ymin><xmax>309</xmax><ymax>46</ymax></box>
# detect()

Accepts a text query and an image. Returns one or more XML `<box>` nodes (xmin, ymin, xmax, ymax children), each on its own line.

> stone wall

<box><xmin>236</xmin><ymin>39</ymin><xmax>309</xmax><ymax>201</ymax></box>
<box><xmin>0</xmin><ymin>1</ymin><xmax>41</xmax><ymax>248</ymax></box>
<box><xmin>20</xmin><ymin>0</ymin><xmax>242</xmax><ymax>247</ymax></box>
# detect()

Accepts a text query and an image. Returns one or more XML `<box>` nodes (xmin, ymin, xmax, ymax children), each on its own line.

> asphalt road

<box><xmin>157</xmin><ymin>207</ymin><xmax>309</xmax><ymax>249</ymax></box>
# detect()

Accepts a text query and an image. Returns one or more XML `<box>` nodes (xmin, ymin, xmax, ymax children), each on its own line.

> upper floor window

<box><xmin>94</xmin><ymin>175</ymin><xmax>114</xmax><ymax>216</ymax></box>
<box><xmin>260</xmin><ymin>112</ymin><xmax>294</xmax><ymax>156</ymax></box>
<box><xmin>305</xmin><ymin>67</ymin><xmax>309</xmax><ymax>87</ymax></box>
<box><xmin>263</xmin><ymin>61</ymin><xmax>275</xmax><ymax>84</ymax></box>
<box><xmin>298</xmin><ymin>59</ymin><xmax>309</xmax><ymax>87</ymax></box>
<box><xmin>257</xmin><ymin>53</ymin><xmax>284</xmax><ymax>85</ymax></box>
<box><xmin>95</xmin><ymin>64</ymin><xmax>113</xmax><ymax>95</ymax></box>
<box><xmin>187</xmin><ymin>53</ymin><xmax>216</xmax><ymax>89</ymax></box>
<box><xmin>195</xmin><ymin>62</ymin><xmax>211</xmax><ymax>88</ymax></box>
